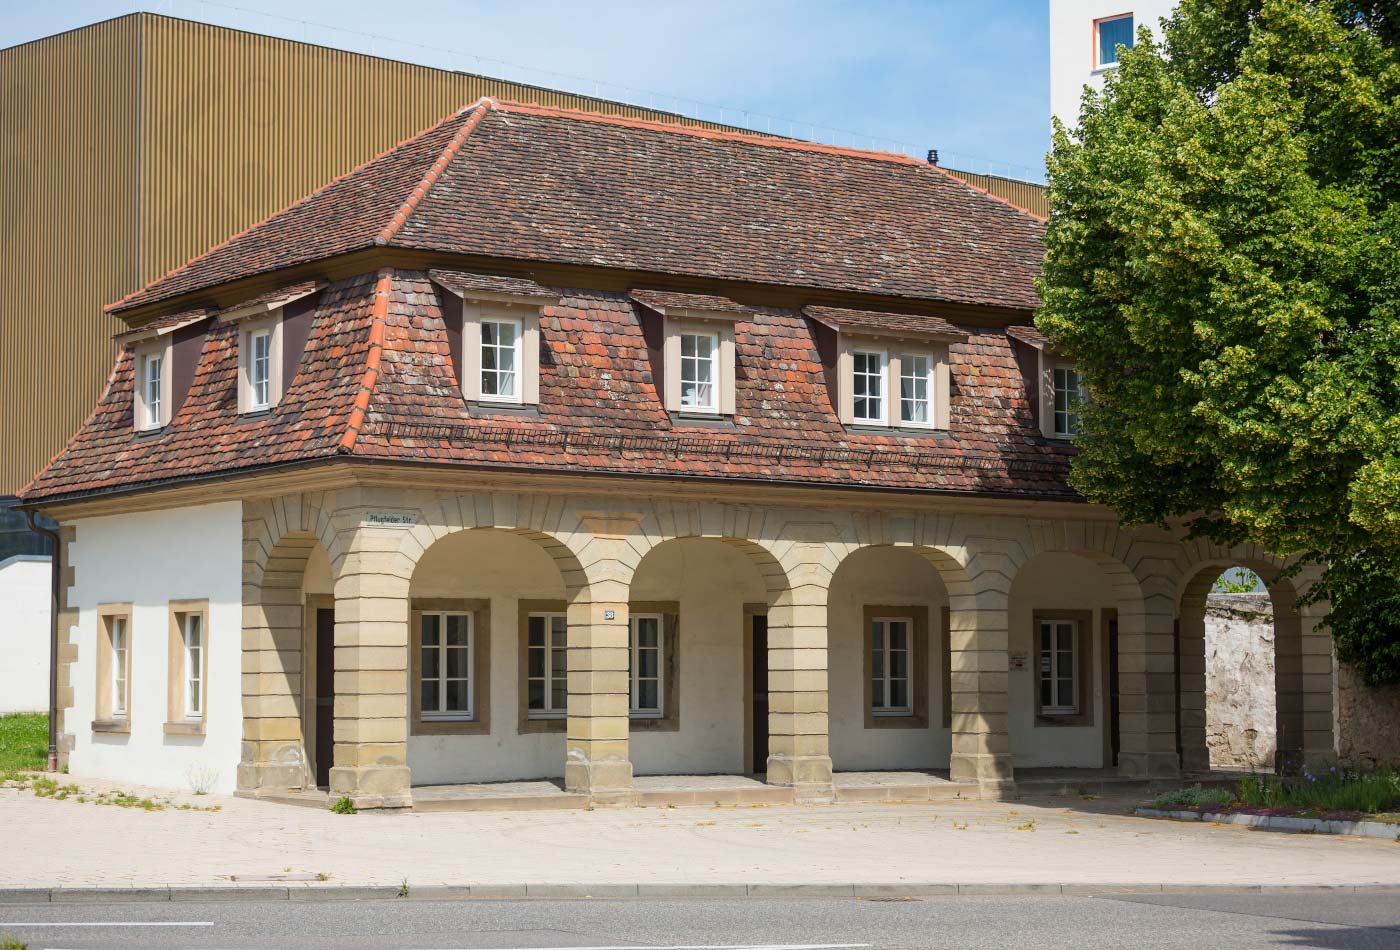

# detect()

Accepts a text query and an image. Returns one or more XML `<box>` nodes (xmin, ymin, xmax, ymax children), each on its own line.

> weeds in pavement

<box><xmin>1</xmin><ymin>934</ymin><xmax>27</xmax><ymax>950</ymax></box>
<box><xmin>399</xmin><ymin>878</ymin><xmax>410</xmax><ymax>898</ymax></box>
<box><xmin>1152</xmin><ymin>784</ymin><xmax>1235</xmax><ymax>809</ymax></box>
<box><xmin>3</xmin><ymin>771</ymin><xmax>218</xmax><ymax>812</ymax></box>
<box><xmin>1013</xmin><ymin>820</ymin><xmax>1036</xmax><ymax>831</ymax></box>
<box><xmin>185</xmin><ymin>764</ymin><xmax>219</xmax><ymax>795</ymax></box>
<box><xmin>330</xmin><ymin>795</ymin><xmax>357</xmax><ymax>815</ymax></box>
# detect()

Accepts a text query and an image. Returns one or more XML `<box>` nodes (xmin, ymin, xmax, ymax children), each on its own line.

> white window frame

<box><xmin>526</xmin><ymin>612</ymin><xmax>568</xmax><ymax>719</ymax></box>
<box><xmin>662</xmin><ymin>317</ymin><xmax>737</xmax><ymax>417</ymax></box>
<box><xmin>1039</xmin><ymin>619</ymin><xmax>1079</xmax><ymax>716</ymax></box>
<box><xmin>419</xmin><ymin>611</ymin><xmax>475</xmax><ymax>721</ymax></box>
<box><xmin>110</xmin><ymin>615</ymin><xmax>130</xmax><ymax>720</ymax></box>
<box><xmin>851</xmin><ymin>348</ymin><xmax>888</xmax><ymax>425</ymax></box>
<box><xmin>837</xmin><ymin>335</ymin><xmax>951</xmax><ymax>430</ymax></box>
<box><xmin>457</xmin><ymin>300</ymin><xmax>542</xmax><ymax>407</ymax></box>
<box><xmin>249</xmin><ymin>329</ymin><xmax>272</xmax><ymax>410</ymax></box>
<box><xmin>479</xmin><ymin>315</ymin><xmax>524</xmax><ymax>405</ymax></box>
<box><xmin>133</xmin><ymin>339</ymin><xmax>171</xmax><ymax>432</ymax></box>
<box><xmin>237</xmin><ymin>315</ymin><xmax>284</xmax><ymax>414</ymax></box>
<box><xmin>898</xmin><ymin>351</ymin><xmax>936</xmax><ymax>428</ymax></box>
<box><xmin>678</xmin><ymin>329</ymin><xmax>720</xmax><ymax>413</ymax></box>
<box><xmin>182</xmin><ymin>612</ymin><xmax>203</xmax><ymax>721</ymax></box>
<box><xmin>629</xmin><ymin>614</ymin><xmax>665</xmax><ymax>719</ymax></box>
<box><xmin>1052</xmin><ymin>364</ymin><xmax>1086</xmax><ymax>438</ymax></box>
<box><xmin>870</xmin><ymin>616</ymin><xmax>913</xmax><ymax>717</ymax></box>
<box><xmin>1094</xmin><ymin>12</ymin><xmax>1134</xmax><ymax>70</ymax></box>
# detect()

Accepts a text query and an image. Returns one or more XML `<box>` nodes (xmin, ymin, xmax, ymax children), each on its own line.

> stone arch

<box><xmin>1173</xmin><ymin>543</ymin><xmax>1332</xmax><ymax>772</ymax></box>
<box><xmin>238</xmin><ymin>493</ymin><xmax>339</xmax><ymax>794</ymax></box>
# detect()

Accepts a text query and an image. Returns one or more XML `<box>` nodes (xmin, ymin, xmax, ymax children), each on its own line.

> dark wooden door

<box><xmin>752</xmin><ymin>615</ymin><xmax>769</xmax><ymax>775</ymax></box>
<box><xmin>315</xmin><ymin>607</ymin><xmax>335</xmax><ymax>788</ymax></box>
<box><xmin>1108</xmin><ymin>616</ymin><xmax>1121</xmax><ymax>768</ymax></box>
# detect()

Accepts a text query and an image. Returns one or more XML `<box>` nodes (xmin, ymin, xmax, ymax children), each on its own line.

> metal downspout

<box><xmin>25</xmin><ymin>510</ymin><xmax>61</xmax><ymax>773</ymax></box>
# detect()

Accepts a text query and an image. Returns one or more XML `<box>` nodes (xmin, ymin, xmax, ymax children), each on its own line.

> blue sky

<box><xmin>3</xmin><ymin>1</ymin><xmax>1051</xmax><ymax>181</ymax></box>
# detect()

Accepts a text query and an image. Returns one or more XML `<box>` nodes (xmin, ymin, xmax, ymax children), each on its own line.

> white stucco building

<box><xmin>1049</xmin><ymin>0</ymin><xmax>1176</xmax><ymax>127</ymax></box>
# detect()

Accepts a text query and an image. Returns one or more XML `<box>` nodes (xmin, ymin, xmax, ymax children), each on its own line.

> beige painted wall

<box><xmin>629</xmin><ymin>539</ymin><xmax>765</xmax><ymax>776</ymax></box>
<box><xmin>406</xmin><ymin>529</ymin><xmax>568</xmax><ymax>785</ymax></box>
<box><xmin>1008</xmin><ymin>553</ymin><xmax>1111</xmax><ymax>768</ymax></box>
<box><xmin>828</xmin><ymin>547</ymin><xmax>949</xmax><ymax>771</ymax></box>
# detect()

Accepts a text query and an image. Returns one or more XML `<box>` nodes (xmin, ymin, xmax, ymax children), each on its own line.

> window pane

<box><xmin>551</xmin><ymin>616</ymin><xmax>567</xmax><ymax>647</ymax></box>
<box><xmin>528</xmin><ymin>646</ymin><xmax>545</xmax><ymax>678</ymax></box>
<box><xmin>1058</xmin><ymin>679</ymin><xmax>1075</xmax><ymax>709</ymax></box>
<box><xmin>1040</xmin><ymin>680</ymin><xmax>1052</xmax><ymax>707</ymax></box>
<box><xmin>421</xmin><ymin>680</ymin><xmax>439</xmax><ymax>713</ymax></box>
<box><xmin>891</xmin><ymin>649</ymin><xmax>908</xmax><ymax>679</ymax></box>
<box><xmin>551</xmin><ymin>647</ymin><xmax>567</xmax><ymax>680</ymax></box>
<box><xmin>447</xmin><ymin>648</ymin><xmax>470</xmax><ymax>679</ymax></box>
<box><xmin>552</xmin><ymin>680</ymin><xmax>568</xmax><ymax>711</ymax></box>
<box><xmin>528</xmin><ymin>680</ymin><xmax>545</xmax><ymax>710</ymax></box>
<box><xmin>446</xmin><ymin>679</ymin><xmax>469</xmax><ymax>712</ymax></box>
<box><xmin>890</xmin><ymin>679</ymin><xmax>909</xmax><ymax>710</ymax></box>
<box><xmin>447</xmin><ymin>615</ymin><xmax>469</xmax><ymax>646</ymax></box>
<box><xmin>422</xmin><ymin>614</ymin><xmax>441</xmax><ymax>646</ymax></box>
<box><xmin>421</xmin><ymin>645</ymin><xmax>439</xmax><ymax>679</ymax></box>
<box><xmin>1099</xmin><ymin>15</ymin><xmax>1133</xmax><ymax>65</ymax></box>
<box><xmin>638</xmin><ymin>649</ymin><xmax>658</xmax><ymax>679</ymax></box>
<box><xmin>636</xmin><ymin>618</ymin><xmax>659</xmax><ymax>648</ymax></box>
<box><xmin>638</xmin><ymin>679</ymin><xmax>659</xmax><ymax>711</ymax></box>
<box><xmin>872</xmin><ymin>678</ymin><xmax>886</xmax><ymax>709</ymax></box>
<box><xmin>528</xmin><ymin>615</ymin><xmax>545</xmax><ymax>647</ymax></box>
<box><xmin>889</xmin><ymin>622</ymin><xmax>909</xmax><ymax>651</ymax></box>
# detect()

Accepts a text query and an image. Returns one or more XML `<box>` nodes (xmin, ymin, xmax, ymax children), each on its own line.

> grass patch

<box><xmin>330</xmin><ymin>795</ymin><xmax>357</xmax><ymax>815</ymax></box>
<box><xmin>1148</xmin><ymin>767</ymin><xmax>1400</xmax><ymax>820</ymax></box>
<box><xmin>1152</xmin><ymin>784</ymin><xmax>1236</xmax><ymax>809</ymax></box>
<box><xmin>0</xmin><ymin>713</ymin><xmax>46</xmax><ymax>772</ymax></box>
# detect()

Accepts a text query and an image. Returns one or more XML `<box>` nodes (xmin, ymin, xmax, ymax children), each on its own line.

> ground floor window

<box><xmin>526</xmin><ymin>612</ymin><xmax>567</xmax><ymax>718</ymax></box>
<box><xmin>1039</xmin><ymin>618</ymin><xmax>1078</xmax><ymax>716</ymax></box>
<box><xmin>629</xmin><ymin>614</ymin><xmax>664</xmax><ymax>718</ymax></box>
<box><xmin>870</xmin><ymin>616</ymin><xmax>913</xmax><ymax>716</ymax></box>
<box><xmin>420</xmin><ymin>611</ymin><xmax>473</xmax><ymax>720</ymax></box>
<box><xmin>166</xmin><ymin>600</ymin><xmax>210</xmax><ymax>734</ymax></box>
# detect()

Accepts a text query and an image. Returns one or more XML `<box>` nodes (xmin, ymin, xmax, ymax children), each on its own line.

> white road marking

<box><xmin>2</xmin><ymin>921</ymin><xmax>214</xmax><ymax>927</ymax></box>
<box><xmin>403</xmin><ymin>944</ymin><xmax>871</xmax><ymax>950</ymax></box>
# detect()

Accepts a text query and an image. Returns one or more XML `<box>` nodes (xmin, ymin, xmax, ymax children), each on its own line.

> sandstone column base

<box><xmin>565</xmin><ymin>752</ymin><xmax>635</xmax><ymax>807</ymax></box>
<box><xmin>1117</xmin><ymin>751</ymin><xmax>1180</xmax><ymax>780</ymax></box>
<box><xmin>951</xmin><ymin>751</ymin><xmax>1017</xmax><ymax>800</ymax></box>
<box><xmin>767</xmin><ymin>752</ymin><xmax>834</xmax><ymax>803</ymax></box>
<box><xmin>329</xmin><ymin>765</ymin><xmax>413</xmax><ymax>810</ymax></box>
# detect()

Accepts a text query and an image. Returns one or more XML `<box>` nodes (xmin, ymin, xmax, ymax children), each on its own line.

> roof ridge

<box><xmin>484</xmin><ymin>98</ymin><xmax>927</xmax><ymax>168</ymax></box>
<box><xmin>926</xmin><ymin>163</ymin><xmax>1048</xmax><ymax>224</ymax></box>
<box><xmin>376</xmin><ymin>100</ymin><xmax>493</xmax><ymax>246</ymax></box>
<box><xmin>106</xmin><ymin>108</ymin><xmax>470</xmax><ymax>315</ymax></box>
<box><xmin>337</xmin><ymin>268</ymin><xmax>393</xmax><ymax>454</ymax></box>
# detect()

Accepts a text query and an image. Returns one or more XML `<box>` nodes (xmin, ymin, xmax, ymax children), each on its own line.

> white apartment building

<box><xmin>1049</xmin><ymin>0</ymin><xmax>1175</xmax><ymax>126</ymax></box>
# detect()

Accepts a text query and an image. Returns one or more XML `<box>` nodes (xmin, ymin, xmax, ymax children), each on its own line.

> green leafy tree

<box><xmin>1039</xmin><ymin>0</ymin><xmax>1400</xmax><ymax>684</ymax></box>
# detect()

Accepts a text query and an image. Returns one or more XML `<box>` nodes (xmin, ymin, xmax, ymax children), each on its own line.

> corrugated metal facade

<box><xmin>0</xmin><ymin>13</ymin><xmax>1048</xmax><ymax>494</ymax></box>
<box><xmin>0</xmin><ymin>13</ymin><xmax>749</xmax><ymax>494</ymax></box>
<box><xmin>945</xmin><ymin>169</ymin><xmax>1048</xmax><ymax>219</ymax></box>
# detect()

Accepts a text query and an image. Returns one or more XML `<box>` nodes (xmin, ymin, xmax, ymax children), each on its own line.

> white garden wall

<box><xmin>66</xmin><ymin>502</ymin><xmax>243</xmax><ymax>793</ymax></box>
<box><xmin>0</xmin><ymin>556</ymin><xmax>51</xmax><ymax>713</ymax></box>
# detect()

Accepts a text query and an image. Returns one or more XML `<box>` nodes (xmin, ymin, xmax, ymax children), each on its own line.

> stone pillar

<box><xmin>565</xmin><ymin>591</ymin><xmax>635</xmax><ymax>805</ymax></box>
<box><xmin>1176</xmin><ymin>574</ymin><xmax>1214</xmax><ymax>773</ymax></box>
<box><xmin>238</xmin><ymin>522</ymin><xmax>315</xmax><ymax>793</ymax></box>
<box><xmin>948</xmin><ymin>582</ymin><xmax>1014</xmax><ymax>799</ymax></box>
<box><xmin>328</xmin><ymin>535</ymin><xmax>412</xmax><ymax>809</ymax></box>
<box><xmin>766</xmin><ymin>568</ymin><xmax>834</xmax><ymax>802</ymax></box>
<box><xmin>1117</xmin><ymin>596</ymin><xmax>1181</xmax><ymax>779</ymax></box>
<box><xmin>1274</xmin><ymin>593</ymin><xmax>1335</xmax><ymax>771</ymax></box>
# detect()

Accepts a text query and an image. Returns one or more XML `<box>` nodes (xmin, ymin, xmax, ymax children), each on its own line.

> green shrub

<box><xmin>330</xmin><ymin>795</ymin><xmax>357</xmax><ymax>815</ymax></box>
<box><xmin>1152</xmin><ymin>784</ymin><xmax>1236</xmax><ymax>809</ymax></box>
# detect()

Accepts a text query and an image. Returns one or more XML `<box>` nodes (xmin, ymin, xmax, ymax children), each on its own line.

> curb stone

<box><xmin>2</xmin><ymin>883</ymin><xmax>1399</xmax><ymax>904</ymax></box>
<box><xmin>1137</xmin><ymin>808</ymin><xmax>1400</xmax><ymax>841</ymax></box>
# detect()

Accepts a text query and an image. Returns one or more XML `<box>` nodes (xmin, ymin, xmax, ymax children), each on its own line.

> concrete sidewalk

<box><xmin>3</xmin><ymin>779</ymin><xmax>1398</xmax><ymax>893</ymax></box>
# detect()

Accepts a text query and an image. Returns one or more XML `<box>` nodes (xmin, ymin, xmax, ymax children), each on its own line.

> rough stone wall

<box><xmin>1204</xmin><ymin>593</ymin><xmax>1276</xmax><ymax>769</ymax></box>
<box><xmin>1336</xmin><ymin>663</ymin><xmax>1400</xmax><ymax>766</ymax></box>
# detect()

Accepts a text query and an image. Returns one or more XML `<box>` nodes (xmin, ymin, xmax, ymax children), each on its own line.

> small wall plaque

<box><xmin>1009</xmin><ymin>651</ymin><xmax>1029</xmax><ymax>672</ymax></box>
<box><xmin>365</xmin><ymin>510</ymin><xmax>417</xmax><ymax>527</ymax></box>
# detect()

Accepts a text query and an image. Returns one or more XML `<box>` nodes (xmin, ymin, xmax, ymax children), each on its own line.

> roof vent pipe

<box><xmin>926</xmin><ymin>149</ymin><xmax>939</xmax><ymax>166</ymax></box>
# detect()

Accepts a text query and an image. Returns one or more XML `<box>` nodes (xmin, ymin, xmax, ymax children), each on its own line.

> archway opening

<box><xmin>626</xmin><ymin>537</ymin><xmax>773</xmax><ymax>777</ymax></box>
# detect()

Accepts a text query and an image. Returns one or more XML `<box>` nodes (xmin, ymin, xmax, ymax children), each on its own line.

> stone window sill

<box><xmin>91</xmin><ymin>719</ymin><xmax>130</xmax><ymax>734</ymax></box>
<box><xmin>164</xmin><ymin>720</ymin><xmax>205</xmax><ymax>736</ymax></box>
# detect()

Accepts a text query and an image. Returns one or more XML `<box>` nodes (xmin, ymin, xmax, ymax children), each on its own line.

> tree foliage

<box><xmin>1040</xmin><ymin>0</ymin><xmax>1400</xmax><ymax>683</ymax></box>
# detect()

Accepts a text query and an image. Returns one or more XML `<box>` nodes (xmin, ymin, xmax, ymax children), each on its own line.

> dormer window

<box><xmin>133</xmin><ymin>339</ymin><xmax>171</xmax><ymax>432</ymax></box>
<box><xmin>1052</xmin><ymin>364</ymin><xmax>1086</xmax><ymax>438</ymax></box>
<box><xmin>852</xmin><ymin>349</ymin><xmax>887</xmax><ymax>424</ymax></box>
<box><xmin>899</xmin><ymin>352</ymin><xmax>936</xmax><ymax>427</ymax></box>
<box><xmin>679</xmin><ymin>329</ymin><xmax>719</xmax><ymax>412</ymax></box>
<box><xmin>627</xmin><ymin>290</ymin><xmax>745</xmax><ymax>421</ymax></box>
<box><xmin>480</xmin><ymin>316</ymin><xmax>523</xmax><ymax>403</ymax></box>
<box><xmin>237</xmin><ymin>316</ymin><xmax>283</xmax><ymax>414</ymax></box>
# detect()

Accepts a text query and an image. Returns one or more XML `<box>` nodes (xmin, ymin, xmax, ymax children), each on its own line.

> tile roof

<box><xmin>221</xmin><ymin>279</ymin><xmax>327</xmax><ymax>316</ymax></box>
<box><xmin>429</xmin><ymin>268</ymin><xmax>558</xmax><ymax>300</ymax></box>
<box><xmin>108</xmin><ymin>99</ymin><xmax>1046</xmax><ymax>316</ymax></box>
<box><xmin>628</xmin><ymin>290</ymin><xmax>748</xmax><ymax>315</ymax></box>
<box><xmin>1006</xmin><ymin>325</ymin><xmax>1050</xmax><ymax>349</ymax></box>
<box><xmin>803</xmin><ymin>305</ymin><xmax>968</xmax><ymax>339</ymax></box>
<box><xmin>112</xmin><ymin>307</ymin><xmax>212</xmax><ymax>342</ymax></box>
<box><xmin>24</xmin><ymin>271</ymin><xmax>1075</xmax><ymax>503</ymax></box>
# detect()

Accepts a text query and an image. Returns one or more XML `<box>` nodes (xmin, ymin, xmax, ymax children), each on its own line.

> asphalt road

<box><xmin>2</xmin><ymin>893</ymin><xmax>1399</xmax><ymax>950</ymax></box>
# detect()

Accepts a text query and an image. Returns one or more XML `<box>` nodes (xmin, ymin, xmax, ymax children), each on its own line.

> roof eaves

<box><xmin>376</xmin><ymin>99</ymin><xmax>494</xmax><ymax>247</ymax></box>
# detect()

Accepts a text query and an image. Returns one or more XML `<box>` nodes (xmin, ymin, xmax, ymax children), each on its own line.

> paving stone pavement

<box><xmin>3</xmin><ymin>779</ymin><xmax>1399</xmax><ymax>890</ymax></box>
